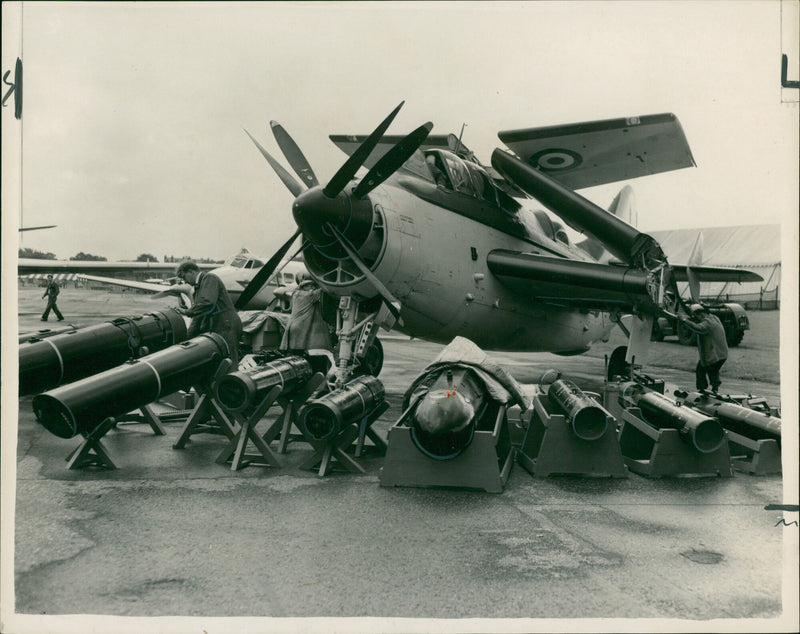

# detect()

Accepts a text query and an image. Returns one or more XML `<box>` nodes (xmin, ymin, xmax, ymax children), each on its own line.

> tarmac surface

<box><xmin>4</xmin><ymin>288</ymin><xmax>797</xmax><ymax>633</ymax></box>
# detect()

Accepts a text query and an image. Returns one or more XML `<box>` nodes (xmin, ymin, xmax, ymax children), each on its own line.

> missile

<box><xmin>680</xmin><ymin>391</ymin><xmax>781</xmax><ymax>444</ymax></box>
<box><xmin>545</xmin><ymin>374</ymin><xmax>610</xmax><ymax>441</ymax></box>
<box><xmin>214</xmin><ymin>355</ymin><xmax>313</xmax><ymax>412</ymax></box>
<box><xmin>32</xmin><ymin>333</ymin><xmax>229</xmax><ymax>439</ymax></box>
<box><xmin>620</xmin><ymin>383</ymin><xmax>725</xmax><ymax>453</ymax></box>
<box><xmin>407</xmin><ymin>366</ymin><xmax>487</xmax><ymax>459</ymax></box>
<box><xmin>299</xmin><ymin>375</ymin><xmax>385</xmax><ymax>443</ymax></box>
<box><xmin>19</xmin><ymin>309</ymin><xmax>187</xmax><ymax>396</ymax></box>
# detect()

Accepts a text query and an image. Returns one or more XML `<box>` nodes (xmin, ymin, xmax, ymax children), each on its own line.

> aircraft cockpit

<box><xmin>532</xmin><ymin>209</ymin><xmax>571</xmax><ymax>246</ymax></box>
<box><xmin>424</xmin><ymin>149</ymin><xmax>519</xmax><ymax>213</ymax></box>
<box><xmin>229</xmin><ymin>255</ymin><xmax>265</xmax><ymax>269</ymax></box>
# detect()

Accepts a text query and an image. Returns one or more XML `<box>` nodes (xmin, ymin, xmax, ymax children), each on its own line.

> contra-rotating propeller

<box><xmin>236</xmin><ymin>102</ymin><xmax>432</xmax><ymax>315</ymax></box>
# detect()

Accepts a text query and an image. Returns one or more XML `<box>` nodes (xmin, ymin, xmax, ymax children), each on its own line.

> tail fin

<box><xmin>607</xmin><ymin>185</ymin><xmax>637</xmax><ymax>227</ymax></box>
<box><xmin>578</xmin><ymin>185</ymin><xmax>636</xmax><ymax>261</ymax></box>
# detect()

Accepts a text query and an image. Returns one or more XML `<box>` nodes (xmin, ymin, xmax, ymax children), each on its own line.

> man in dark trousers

<box><xmin>680</xmin><ymin>304</ymin><xmax>729</xmax><ymax>392</ymax></box>
<box><xmin>174</xmin><ymin>261</ymin><xmax>243</xmax><ymax>369</ymax></box>
<box><xmin>41</xmin><ymin>275</ymin><xmax>64</xmax><ymax>321</ymax></box>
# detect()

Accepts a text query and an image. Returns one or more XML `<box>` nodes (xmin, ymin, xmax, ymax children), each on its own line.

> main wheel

<box><xmin>356</xmin><ymin>337</ymin><xmax>384</xmax><ymax>377</ymax></box>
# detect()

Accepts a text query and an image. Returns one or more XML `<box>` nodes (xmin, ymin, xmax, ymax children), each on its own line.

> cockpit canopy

<box><xmin>229</xmin><ymin>255</ymin><xmax>265</xmax><ymax>269</ymax></box>
<box><xmin>424</xmin><ymin>149</ymin><xmax>520</xmax><ymax>213</ymax></box>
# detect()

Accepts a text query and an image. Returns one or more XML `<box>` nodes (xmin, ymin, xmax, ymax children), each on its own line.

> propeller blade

<box><xmin>326</xmin><ymin>223</ymin><xmax>401</xmax><ymax>323</ymax></box>
<box><xmin>270</xmin><ymin>121</ymin><xmax>319</xmax><ymax>188</ymax></box>
<box><xmin>235</xmin><ymin>229</ymin><xmax>301</xmax><ymax>309</ymax></box>
<box><xmin>352</xmin><ymin>122</ymin><xmax>433</xmax><ymax>198</ymax></box>
<box><xmin>686</xmin><ymin>232</ymin><xmax>704</xmax><ymax>304</ymax></box>
<box><xmin>244</xmin><ymin>129</ymin><xmax>305</xmax><ymax>197</ymax></box>
<box><xmin>323</xmin><ymin>101</ymin><xmax>405</xmax><ymax>198</ymax></box>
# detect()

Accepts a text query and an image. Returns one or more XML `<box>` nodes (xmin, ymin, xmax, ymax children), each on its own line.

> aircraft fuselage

<box><xmin>303</xmin><ymin>175</ymin><xmax>614</xmax><ymax>354</ymax></box>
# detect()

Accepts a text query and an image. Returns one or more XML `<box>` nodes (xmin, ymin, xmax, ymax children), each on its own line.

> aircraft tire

<box><xmin>356</xmin><ymin>337</ymin><xmax>384</xmax><ymax>377</ymax></box>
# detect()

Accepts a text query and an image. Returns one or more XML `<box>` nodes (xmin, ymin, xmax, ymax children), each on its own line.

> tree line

<box><xmin>19</xmin><ymin>248</ymin><xmax>223</xmax><ymax>264</ymax></box>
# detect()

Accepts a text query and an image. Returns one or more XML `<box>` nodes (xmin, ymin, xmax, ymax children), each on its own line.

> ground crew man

<box><xmin>680</xmin><ymin>304</ymin><xmax>728</xmax><ymax>392</ymax></box>
<box><xmin>174</xmin><ymin>261</ymin><xmax>243</xmax><ymax>368</ymax></box>
<box><xmin>41</xmin><ymin>275</ymin><xmax>64</xmax><ymax>321</ymax></box>
<box><xmin>280</xmin><ymin>272</ymin><xmax>332</xmax><ymax>355</ymax></box>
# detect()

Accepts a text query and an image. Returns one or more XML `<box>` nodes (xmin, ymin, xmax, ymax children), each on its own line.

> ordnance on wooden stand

<box><xmin>212</xmin><ymin>355</ymin><xmax>325</xmax><ymax>472</ymax></box>
<box><xmin>19</xmin><ymin>309</ymin><xmax>187</xmax><ymax>396</ymax></box>
<box><xmin>31</xmin><ymin>334</ymin><xmax>230</xmax><ymax>469</ymax></box>
<box><xmin>615</xmin><ymin>381</ymin><xmax>732</xmax><ymax>477</ymax></box>
<box><xmin>546</xmin><ymin>374</ymin><xmax>609</xmax><ymax>442</ymax></box>
<box><xmin>518</xmin><ymin>370</ymin><xmax>626</xmax><ymax>478</ymax></box>
<box><xmin>297</xmin><ymin>375</ymin><xmax>389</xmax><ymax>476</ymax></box>
<box><xmin>380</xmin><ymin>337</ymin><xmax>528</xmax><ymax>492</ymax></box>
<box><xmin>676</xmin><ymin>389</ymin><xmax>782</xmax><ymax>475</ymax></box>
<box><xmin>215</xmin><ymin>355</ymin><xmax>313</xmax><ymax>413</ymax></box>
<box><xmin>676</xmin><ymin>390</ymin><xmax>781</xmax><ymax>443</ymax></box>
<box><xmin>620</xmin><ymin>382</ymin><xmax>725</xmax><ymax>454</ymax></box>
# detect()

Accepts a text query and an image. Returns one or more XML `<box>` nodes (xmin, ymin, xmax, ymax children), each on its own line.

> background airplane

<box><xmin>234</xmin><ymin>104</ymin><xmax>762</xmax><ymax>385</ymax></box>
<box><xmin>18</xmin><ymin>248</ymin><xmax>306</xmax><ymax>310</ymax></box>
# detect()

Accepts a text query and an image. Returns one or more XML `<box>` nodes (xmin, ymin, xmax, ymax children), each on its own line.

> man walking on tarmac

<box><xmin>680</xmin><ymin>304</ymin><xmax>729</xmax><ymax>393</ymax></box>
<box><xmin>174</xmin><ymin>261</ymin><xmax>243</xmax><ymax>369</ymax></box>
<box><xmin>41</xmin><ymin>274</ymin><xmax>64</xmax><ymax>321</ymax></box>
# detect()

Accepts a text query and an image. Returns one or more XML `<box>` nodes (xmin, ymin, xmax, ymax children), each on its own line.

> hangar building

<box><xmin>649</xmin><ymin>224</ymin><xmax>781</xmax><ymax>310</ymax></box>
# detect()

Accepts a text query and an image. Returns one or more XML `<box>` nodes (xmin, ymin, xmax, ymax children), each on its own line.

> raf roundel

<box><xmin>529</xmin><ymin>148</ymin><xmax>583</xmax><ymax>172</ymax></box>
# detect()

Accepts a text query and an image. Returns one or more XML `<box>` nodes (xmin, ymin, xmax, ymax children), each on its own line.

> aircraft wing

<box><xmin>17</xmin><ymin>259</ymin><xmax>216</xmax><ymax>275</ymax></box>
<box><xmin>486</xmin><ymin>249</ymin><xmax>656</xmax><ymax>311</ymax></box>
<box><xmin>498</xmin><ymin>113</ymin><xmax>696</xmax><ymax>190</ymax></box>
<box><xmin>669</xmin><ymin>265</ymin><xmax>763</xmax><ymax>283</ymax></box>
<box><xmin>77</xmin><ymin>274</ymin><xmax>194</xmax><ymax>306</ymax></box>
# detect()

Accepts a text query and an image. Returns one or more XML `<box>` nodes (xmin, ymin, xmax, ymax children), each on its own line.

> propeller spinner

<box><xmin>237</xmin><ymin>102</ymin><xmax>432</xmax><ymax>314</ymax></box>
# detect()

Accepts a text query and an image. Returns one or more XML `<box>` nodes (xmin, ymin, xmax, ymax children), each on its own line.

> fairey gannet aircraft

<box><xmin>235</xmin><ymin>103</ymin><xmax>762</xmax><ymax>385</ymax></box>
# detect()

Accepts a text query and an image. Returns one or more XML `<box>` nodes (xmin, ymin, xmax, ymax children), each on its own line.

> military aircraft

<box><xmin>18</xmin><ymin>249</ymin><xmax>306</xmax><ymax>310</ymax></box>
<box><xmin>236</xmin><ymin>103</ymin><xmax>762</xmax><ymax>386</ymax></box>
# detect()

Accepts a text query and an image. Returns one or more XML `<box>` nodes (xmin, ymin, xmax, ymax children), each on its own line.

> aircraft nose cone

<box><xmin>413</xmin><ymin>389</ymin><xmax>475</xmax><ymax>436</ymax></box>
<box><xmin>292</xmin><ymin>187</ymin><xmax>374</xmax><ymax>255</ymax></box>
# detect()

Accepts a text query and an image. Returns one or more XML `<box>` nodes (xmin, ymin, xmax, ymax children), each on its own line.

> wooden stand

<box><xmin>65</xmin><ymin>418</ymin><xmax>118</xmax><ymax>470</ymax></box>
<box><xmin>261</xmin><ymin>372</ymin><xmax>326</xmax><ymax>454</ymax></box>
<box><xmin>113</xmin><ymin>404</ymin><xmax>168</xmax><ymax>435</ymax></box>
<box><xmin>517</xmin><ymin>394</ymin><xmax>627</xmax><ymax>478</ymax></box>
<box><xmin>298</xmin><ymin>401</ymin><xmax>389</xmax><ymax>476</ymax></box>
<box><xmin>726</xmin><ymin>431</ymin><xmax>781</xmax><ymax>475</ymax></box>
<box><xmin>216</xmin><ymin>386</ymin><xmax>283</xmax><ymax>471</ymax></box>
<box><xmin>172</xmin><ymin>359</ymin><xmax>237</xmax><ymax>450</ymax></box>
<box><xmin>379</xmin><ymin>402</ymin><xmax>515</xmax><ymax>493</ymax></box>
<box><xmin>618</xmin><ymin>407</ymin><xmax>733</xmax><ymax>477</ymax></box>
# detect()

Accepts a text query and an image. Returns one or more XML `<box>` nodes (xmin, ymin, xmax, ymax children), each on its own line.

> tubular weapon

<box><xmin>409</xmin><ymin>367</ymin><xmax>487</xmax><ymax>459</ymax></box>
<box><xmin>19</xmin><ymin>309</ymin><xmax>187</xmax><ymax>396</ymax></box>
<box><xmin>679</xmin><ymin>391</ymin><xmax>781</xmax><ymax>444</ymax></box>
<box><xmin>215</xmin><ymin>355</ymin><xmax>313</xmax><ymax>412</ymax></box>
<box><xmin>545</xmin><ymin>374</ymin><xmax>610</xmax><ymax>441</ymax></box>
<box><xmin>32</xmin><ymin>333</ymin><xmax>229</xmax><ymax>439</ymax></box>
<box><xmin>300</xmin><ymin>375</ymin><xmax>385</xmax><ymax>442</ymax></box>
<box><xmin>620</xmin><ymin>382</ymin><xmax>725</xmax><ymax>453</ymax></box>
<box><xmin>18</xmin><ymin>325</ymin><xmax>77</xmax><ymax>344</ymax></box>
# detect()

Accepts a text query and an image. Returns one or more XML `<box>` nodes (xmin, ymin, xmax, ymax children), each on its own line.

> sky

<box><xmin>3</xmin><ymin>0</ymin><xmax>798</xmax><ymax>265</ymax></box>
